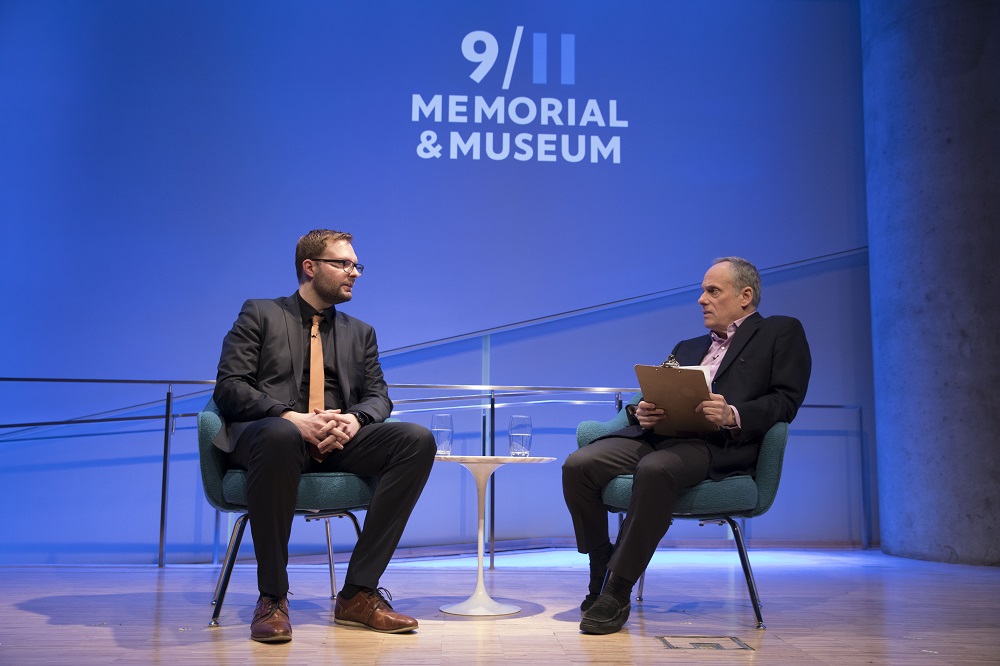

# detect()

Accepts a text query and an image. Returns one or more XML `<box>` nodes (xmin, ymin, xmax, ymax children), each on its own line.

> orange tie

<box><xmin>308</xmin><ymin>314</ymin><xmax>325</xmax><ymax>413</ymax></box>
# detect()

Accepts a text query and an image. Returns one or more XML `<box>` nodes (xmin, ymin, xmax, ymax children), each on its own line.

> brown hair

<box><xmin>295</xmin><ymin>229</ymin><xmax>353</xmax><ymax>282</ymax></box>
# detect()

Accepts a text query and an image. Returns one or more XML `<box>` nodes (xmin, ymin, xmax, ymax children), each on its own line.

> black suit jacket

<box><xmin>212</xmin><ymin>293</ymin><xmax>392</xmax><ymax>452</ymax></box>
<box><xmin>611</xmin><ymin>312</ymin><xmax>811</xmax><ymax>478</ymax></box>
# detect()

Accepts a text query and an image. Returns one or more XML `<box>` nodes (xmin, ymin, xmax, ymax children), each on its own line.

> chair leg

<box><xmin>305</xmin><ymin>511</ymin><xmax>365</xmax><ymax>600</ymax></box>
<box><xmin>212</xmin><ymin>513</ymin><xmax>246</xmax><ymax>604</ymax></box>
<box><xmin>337</xmin><ymin>512</ymin><xmax>364</xmax><ymax>595</ymax></box>
<box><xmin>341</xmin><ymin>510</ymin><xmax>363</xmax><ymax>539</ymax></box>
<box><xmin>211</xmin><ymin>513</ymin><xmax>248</xmax><ymax>626</ymax></box>
<box><xmin>726</xmin><ymin>516</ymin><xmax>765</xmax><ymax>629</ymax></box>
<box><xmin>324</xmin><ymin>517</ymin><xmax>337</xmax><ymax>599</ymax></box>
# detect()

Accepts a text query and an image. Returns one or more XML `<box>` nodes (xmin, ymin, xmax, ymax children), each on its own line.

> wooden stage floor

<box><xmin>1</xmin><ymin>548</ymin><xmax>998</xmax><ymax>664</ymax></box>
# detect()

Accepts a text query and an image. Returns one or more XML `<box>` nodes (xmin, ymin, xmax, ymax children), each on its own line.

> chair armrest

<box><xmin>753</xmin><ymin>421</ymin><xmax>789</xmax><ymax>515</ymax></box>
<box><xmin>197</xmin><ymin>399</ymin><xmax>224</xmax><ymax>443</ymax></box>
<box><xmin>197</xmin><ymin>398</ymin><xmax>233</xmax><ymax>512</ymax></box>
<box><xmin>576</xmin><ymin>394</ymin><xmax>641</xmax><ymax>448</ymax></box>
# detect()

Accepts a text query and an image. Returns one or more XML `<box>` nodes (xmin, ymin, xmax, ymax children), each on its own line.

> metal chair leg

<box><xmin>333</xmin><ymin>511</ymin><xmax>364</xmax><ymax>597</ymax></box>
<box><xmin>726</xmin><ymin>516</ymin><xmax>765</xmax><ymax>629</ymax></box>
<box><xmin>211</xmin><ymin>513</ymin><xmax>248</xmax><ymax>626</ymax></box>
<box><xmin>213</xmin><ymin>513</ymin><xmax>246</xmax><ymax>605</ymax></box>
<box><xmin>324</xmin><ymin>517</ymin><xmax>337</xmax><ymax>599</ymax></box>
<box><xmin>341</xmin><ymin>510</ymin><xmax>363</xmax><ymax>539</ymax></box>
<box><xmin>304</xmin><ymin>511</ymin><xmax>365</xmax><ymax>600</ymax></box>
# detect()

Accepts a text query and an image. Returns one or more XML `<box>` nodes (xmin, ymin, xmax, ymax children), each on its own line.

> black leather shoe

<box><xmin>579</xmin><ymin>592</ymin><xmax>630</xmax><ymax>635</ymax></box>
<box><xmin>250</xmin><ymin>595</ymin><xmax>291</xmax><ymax>643</ymax></box>
<box><xmin>580</xmin><ymin>592</ymin><xmax>600</xmax><ymax>612</ymax></box>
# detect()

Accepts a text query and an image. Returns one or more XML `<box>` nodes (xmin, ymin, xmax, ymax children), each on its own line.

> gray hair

<box><xmin>713</xmin><ymin>256</ymin><xmax>761</xmax><ymax>309</ymax></box>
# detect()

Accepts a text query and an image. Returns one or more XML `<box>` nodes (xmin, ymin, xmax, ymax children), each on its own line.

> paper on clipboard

<box><xmin>634</xmin><ymin>364</ymin><xmax>715</xmax><ymax>437</ymax></box>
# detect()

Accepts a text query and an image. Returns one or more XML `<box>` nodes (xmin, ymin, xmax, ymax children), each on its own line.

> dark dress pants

<box><xmin>228</xmin><ymin>417</ymin><xmax>436</xmax><ymax>598</ymax></box>
<box><xmin>562</xmin><ymin>434</ymin><xmax>712</xmax><ymax>583</ymax></box>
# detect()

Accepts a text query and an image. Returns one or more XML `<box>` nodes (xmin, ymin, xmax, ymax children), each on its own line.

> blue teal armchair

<box><xmin>577</xmin><ymin>394</ymin><xmax>789</xmax><ymax>629</ymax></box>
<box><xmin>197</xmin><ymin>399</ymin><xmax>377</xmax><ymax>625</ymax></box>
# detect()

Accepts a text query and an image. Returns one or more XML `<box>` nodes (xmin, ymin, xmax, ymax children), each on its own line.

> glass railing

<box><xmin>0</xmin><ymin>377</ymin><xmax>870</xmax><ymax>565</ymax></box>
<box><xmin>0</xmin><ymin>378</ymin><xmax>638</xmax><ymax>566</ymax></box>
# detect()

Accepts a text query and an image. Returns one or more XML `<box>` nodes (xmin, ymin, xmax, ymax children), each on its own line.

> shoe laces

<box><xmin>257</xmin><ymin>595</ymin><xmax>287</xmax><ymax>619</ymax></box>
<box><xmin>369</xmin><ymin>587</ymin><xmax>394</xmax><ymax>609</ymax></box>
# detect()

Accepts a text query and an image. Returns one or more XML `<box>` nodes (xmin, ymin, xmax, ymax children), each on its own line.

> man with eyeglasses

<box><xmin>213</xmin><ymin>229</ymin><xmax>436</xmax><ymax>643</ymax></box>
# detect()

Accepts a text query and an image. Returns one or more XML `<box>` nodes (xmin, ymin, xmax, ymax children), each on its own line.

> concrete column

<box><xmin>861</xmin><ymin>0</ymin><xmax>1000</xmax><ymax>564</ymax></box>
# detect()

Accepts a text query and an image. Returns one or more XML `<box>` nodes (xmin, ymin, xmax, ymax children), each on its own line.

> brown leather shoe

<box><xmin>334</xmin><ymin>588</ymin><xmax>418</xmax><ymax>633</ymax></box>
<box><xmin>250</xmin><ymin>595</ymin><xmax>291</xmax><ymax>643</ymax></box>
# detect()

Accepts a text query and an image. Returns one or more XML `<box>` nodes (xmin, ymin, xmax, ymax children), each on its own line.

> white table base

<box><xmin>435</xmin><ymin>455</ymin><xmax>554</xmax><ymax>616</ymax></box>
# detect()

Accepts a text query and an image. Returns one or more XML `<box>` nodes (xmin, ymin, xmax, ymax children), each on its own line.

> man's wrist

<box><xmin>350</xmin><ymin>411</ymin><xmax>372</xmax><ymax>428</ymax></box>
<box><xmin>723</xmin><ymin>406</ymin><xmax>740</xmax><ymax>430</ymax></box>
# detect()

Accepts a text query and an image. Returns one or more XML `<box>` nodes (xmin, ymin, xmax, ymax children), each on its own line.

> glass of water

<box><xmin>508</xmin><ymin>415</ymin><xmax>532</xmax><ymax>457</ymax></box>
<box><xmin>431</xmin><ymin>413</ymin><xmax>453</xmax><ymax>455</ymax></box>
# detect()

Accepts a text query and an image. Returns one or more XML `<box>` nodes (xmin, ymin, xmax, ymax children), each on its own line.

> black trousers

<box><xmin>562</xmin><ymin>435</ymin><xmax>712</xmax><ymax>583</ymax></box>
<box><xmin>228</xmin><ymin>418</ymin><xmax>436</xmax><ymax>598</ymax></box>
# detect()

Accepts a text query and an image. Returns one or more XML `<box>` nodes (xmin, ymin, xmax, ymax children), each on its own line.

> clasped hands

<box><xmin>282</xmin><ymin>408</ymin><xmax>360</xmax><ymax>458</ymax></box>
<box><xmin>635</xmin><ymin>392</ymin><xmax>737</xmax><ymax>430</ymax></box>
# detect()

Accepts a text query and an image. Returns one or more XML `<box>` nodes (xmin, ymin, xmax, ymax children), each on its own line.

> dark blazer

<box><xmin>212</xmin><ymin>293</ymin><xmax>393</xmax><ymax>453</ymax></box>
<box><xmin>610</xmin><ymin>312</ymin><xmax>811</xmax><ymax>478</ymax></box>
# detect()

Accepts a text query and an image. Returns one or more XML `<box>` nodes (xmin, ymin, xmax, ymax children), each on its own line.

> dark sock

<box><xmin>603</xmin><ymin>573</ymin><xmax>634</xmax><ymax>605</ymax></box>
<box><xmin>588</xmin><ymin>542</ymin><xmax>613</xmax><ymax>594</ymax></box>
<box><xmin>339</xmin><ymin>584</ymin><xmax>366</xmax><ymax>600</ymax></box>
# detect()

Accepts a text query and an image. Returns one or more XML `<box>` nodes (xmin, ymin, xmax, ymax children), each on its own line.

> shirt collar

<box><xmin>295</xmin><ymin>291</ymin><xmax>336</xmax><ymax>325</ymax></box>
<box><xmin>710</xmin><ymin>311</ymin><xmax>753</xmax><ymax>343</ymax></box>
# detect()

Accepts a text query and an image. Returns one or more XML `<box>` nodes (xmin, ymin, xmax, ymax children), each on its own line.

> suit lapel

<box><xmin>332</xmin><ymin>309</ymin><xmax>351</xmax><ymax>407</ymax></box>
<box><xmin>715</xmin><ymin>311</ymin><xmax>763</xmax><ymax>380</ymax></box>
<box><xmin>281</xmin><ymin>294</ymin><xmax>305</xmax><ymax>401</ymax></box>
<box><xmin>676</xmin><ymin>335</ymin><xmax>712</xmax><ymax>366</ymax></box>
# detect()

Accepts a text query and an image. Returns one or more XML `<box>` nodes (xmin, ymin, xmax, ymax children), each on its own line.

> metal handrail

<box><xmin>0</xmin><ymin>378</ymin><xmax>635</xmax><ymax>567</ymax></box>
<box><xmin>0</xmin><ymin>377</ymin><xmax>871</xmax><ymax>562</ymax></box>
<box><xmin>0</xmin><ymin>378</ymin><xmax>214</xmax><ymax>566</ymax></box>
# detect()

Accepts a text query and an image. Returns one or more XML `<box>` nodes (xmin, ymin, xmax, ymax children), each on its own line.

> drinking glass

<box><xmin>508</xmin><ymin>415</ymin><xmax>532</xmax><ymax>457</ymax></box>
<box><xmin>431</xmin><ymin>414</ymin><xmax>453</xmax><ymax>455</ymax></box>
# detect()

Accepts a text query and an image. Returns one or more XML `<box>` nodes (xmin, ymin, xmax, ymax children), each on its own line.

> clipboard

<box><xmin>634</xmin><ymin>364</ymin><xmax>715</xmax><ymax>437</ymax></box>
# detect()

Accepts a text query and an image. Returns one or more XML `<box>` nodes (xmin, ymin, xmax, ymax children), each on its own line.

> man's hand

<box><xmin>325</xmin><ymin>411</ymin><xmax>361</xmax><ymax>443</ymax></box>
<box><xmin>635</xmin><ymin>400</ymin><xmax>666</xmax><ymax>430</ymax></box>
<box><xmin>696</xmin><ymin>392</ymin><xmax>738</xmax><ymax>428</ymax></box>
<box><xmin>281</xmin><ymin>409</ymin><xmax>359</xmax><ymax>457</ymax></box>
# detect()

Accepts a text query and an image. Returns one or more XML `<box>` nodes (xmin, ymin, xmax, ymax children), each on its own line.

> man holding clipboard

<box><xmin>563</xmin><ymin>257</ymin><xmax>811</xmax><ymax>635</ymax></box>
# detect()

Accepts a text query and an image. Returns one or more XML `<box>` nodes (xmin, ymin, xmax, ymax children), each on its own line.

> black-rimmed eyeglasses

<box><xmin>311</xmin><ymin>258</ymin><xmax>365</xmax><ymax>275</ymax></box>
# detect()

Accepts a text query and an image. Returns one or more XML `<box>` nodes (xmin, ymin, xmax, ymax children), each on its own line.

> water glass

<box><xmin>508</xmin><ymin>415</ymin><xmax>532</xmax><ymax>457</ymax></box>
<box><xmin>431</xmin><ymin>413</ymin><xmax>453</xmax><ymax>455</ymax></box>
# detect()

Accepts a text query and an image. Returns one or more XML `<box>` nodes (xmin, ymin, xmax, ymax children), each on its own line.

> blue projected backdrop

<box><xmin>0</xmin><ymin>1</ymin><xmax>866</xmax><ymax>377</ymax></box>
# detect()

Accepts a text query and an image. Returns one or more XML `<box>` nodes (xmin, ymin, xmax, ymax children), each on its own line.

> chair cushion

<box><xmin>602</xmin><ymin>474</ymin><xmax>759</xmax><ymax>518</ymax></box>
<box><xmin>602</xmin><ymin>475</ymin><xmax>636</xmax><ymax>513</ymax></box>
<box><xmin>222</xmin><ymin>470</ymin><xmax>377</xmax><ymax>513</ymax></box>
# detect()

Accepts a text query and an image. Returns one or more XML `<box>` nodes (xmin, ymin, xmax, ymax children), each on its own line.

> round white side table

<box><xmin>434</xmin><ymin>455</ymin><xmax>555</xmax><ymax>615</ymax></box>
